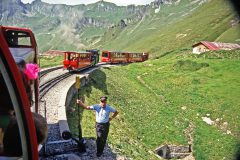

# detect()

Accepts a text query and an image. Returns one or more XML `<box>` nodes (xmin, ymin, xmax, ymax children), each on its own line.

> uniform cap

<box><xmin>100</xmin><ymin>96</ymin><xmax>108</xmax><ymax>102</ymax></box>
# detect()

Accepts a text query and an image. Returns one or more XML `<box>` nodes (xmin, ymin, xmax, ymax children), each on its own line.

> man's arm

<box><xmin>109</xmin><ymin>110</ymin><xmax>118</xmax><ymax>121</ymax></box>
<box><xmin>76</xmin><ymin>99</ymin><xmax>92</xmax><ymax>110</ymax></box>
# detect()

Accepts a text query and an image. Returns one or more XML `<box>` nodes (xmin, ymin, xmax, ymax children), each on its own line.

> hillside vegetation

<box><xmin>3</xmin><ymin>0</ymin><xmax>238</xmax><ymax>54</ymax></box>
<box><xmin>66</xmin><ymin>0</ymin><xmax>240</xmax><ymax>159</ymax></box>
<box><xmin>68</xmin><ymin>50</ymin><xmax>240</xmax><ymax>159</ymax></box>
<box><xmin>95</xmin><ymin>0</ymin><xmax>239</xmax><ymax>58</ymax></box>
<box><xmin>1</xmin><ymin>0</ymin><xmax>150</xmax><ymax>53</ymax></box>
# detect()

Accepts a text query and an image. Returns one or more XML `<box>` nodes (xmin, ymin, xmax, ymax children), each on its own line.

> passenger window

<box><xmin>102</xmin><ymin>53</ymin><xmax>108</xmax><ymax>57</ymax></box>
<box><xmin>5</xmin><ymin>30</ymin><xmax>32</xmax><ymax>47</ymax></box>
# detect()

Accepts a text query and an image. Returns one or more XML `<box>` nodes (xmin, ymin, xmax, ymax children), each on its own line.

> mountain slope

<box><xmin>95</xmin><ymin>0</ymin><xmax>239</xmax><ymax>58</ymax></box>
<box><xmin>1</xmin><ymin>0</ymin><xmax>223</xmax><ymax>53</ymax></box>
<box><xmin>68</xmin><ymin>49</ymin><xmax>240</xmax><ymax>159</ymax></box>
<box><xmin>1</xmin><ymin>0</ymin><xmax>153</xmax><ymax>52</ymax></box>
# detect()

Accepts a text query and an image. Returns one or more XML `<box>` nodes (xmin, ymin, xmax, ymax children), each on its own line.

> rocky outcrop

<box><xmin>119</xmin><ymin>19</ymin><xmax>127</xmax><ymax>28</ymax></box>
<box><xmin>0</xmin><ymin>0</ymin><xmax>26</xmax><ymax>22</ymax></box>
<box><xmin>151</xmin><ymin>0</ymin><xmax>178</xmax><ymax>8</ymax></box>
<box><xmin>75</xmin><ymin>17</ymin><xmax>112</xmax><ymax>29</ymax></box>
<box><xmin>0</xmin><ymin>0</ymin><xmax>209</xmax><ymax>52</ymax></box>
<box><xmin>1</xmin><ymin>0</ymin><xmax>149</xmax><ymax>27</ymax></box>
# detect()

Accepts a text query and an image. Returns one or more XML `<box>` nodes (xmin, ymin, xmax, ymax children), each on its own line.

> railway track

<box><xmin>38</xmin><ymin>66</ymin><xmax>76</xmax><ymax>158</ymax></box>
<box><xmin>38</xmin><ymin>67</ymin><xmax>91</xmax><ymax>159</ymax></box>
<box><xmin>39</xmin><ymin>65</ymin><xmax>98</xmax><ymax>100</ymax></box>
<box><xmin>40</xmin><ymin>66</ymin><xmax>63</xmax><ymax>79</ymax></box>
<box><xmin>38</xmin><ymin>65</ymin><xmax>124</xmax><ymax>159</ymax></box>
<box><xmin>39</xmin><ymin>72</ymin><xmax>72</xmax><ymax>99</ymax></box>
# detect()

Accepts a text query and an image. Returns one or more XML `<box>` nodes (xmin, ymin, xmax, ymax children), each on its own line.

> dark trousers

<box><xmin>95</xmin><ymin>122</ymin><xmax>110</xmax><ymax>154</ymax></box>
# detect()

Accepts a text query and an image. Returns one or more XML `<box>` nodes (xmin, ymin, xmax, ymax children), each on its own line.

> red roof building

<box><xmin>192</xmin><ymin>41</ymin><xmax>240</xmax><ymax>54</ymax></box>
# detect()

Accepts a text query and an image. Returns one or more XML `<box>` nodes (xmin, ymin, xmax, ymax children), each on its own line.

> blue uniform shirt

<box><xmin>90</xmin><ymin>104</ymin><xmax>116</xmax><ymax>123</ymax></box>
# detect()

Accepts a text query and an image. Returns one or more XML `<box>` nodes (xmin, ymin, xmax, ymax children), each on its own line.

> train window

<box><xmin>132</xmin><ymin>53</ymin><xmax>141</xmax><ymax>58</ymax></box>
<box><xmin>4</xmin><ymin>30</ymin><xmax>35</xmax><ymax>65</ymax></box>
<box><xmin>70</xmin><ymin>54</ymin><xmax>77</xmax><ymax>60</ymax></box>
<box><xmin>102</xmin><ymin>52</ymin><xmax>108</xmax><ymax>57</ymax></box>
<box><xmin>80</xmin><ymin>53</ymin><xmax>87</xmax><ymax>58</ymax></box>
<box><xmin>67</xmin><ymin>53</ymin><xmax>71</xmax><ymax>60</ymax></box>
<box><xmin>4</xmin><ymin>30</ymin><xmax>32</xmax><ymax>47</ymax></box>
<box><xmin>112</xmin><ymin>52</ymin><xmax>125</xmax><ymax>58</ymax></box>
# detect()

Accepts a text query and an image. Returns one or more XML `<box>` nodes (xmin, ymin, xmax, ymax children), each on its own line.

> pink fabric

<box><xmin>24</xmin><ymin>63</ymin><xmax>39</xmax><ymax>80</ymax></box>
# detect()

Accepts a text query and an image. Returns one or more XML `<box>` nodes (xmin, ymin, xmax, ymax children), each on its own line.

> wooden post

<box><xmin>75</xmin><ymin>76</ymin><xmax>86</xmax><ymax>152</ymax></box>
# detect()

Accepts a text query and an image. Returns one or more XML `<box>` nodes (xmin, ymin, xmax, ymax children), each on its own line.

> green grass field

<box><xmin>67</xmin><ymin>50</ymin><xmax>240</xmax><ymax>159</ymax></box>
<box><xmin>39</xmin><ymin>55</ymin><xmax>62</xmax><ymax>68</ymax></box>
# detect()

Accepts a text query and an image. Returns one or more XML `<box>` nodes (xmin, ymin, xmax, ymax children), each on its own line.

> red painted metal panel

<box><xmin>0</xmin><ymin>26</ymin><xmax>38</xmax><ymax>159</ymax></box>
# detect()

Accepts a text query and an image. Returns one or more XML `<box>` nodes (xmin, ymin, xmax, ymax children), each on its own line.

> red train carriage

<box><xmin>63</xmin><ymin>51</ymin><xmax>75</xmax><ymax>69</ymax></box>
<box><xmin>63</xmin><ymin>50</ymin><xmax>99</xmax><ymax>70</ymax></box>
<box><xmin>128</xmin><ymin>52</ymin><xmax>149</xmax><ymax>62</ymax></box>
<box><xmin>101</xmin><ymin>50</ymin><xmax>149</xmax><ymax>63</ymax></box>
<box><xmin>101</xmin><ymin>51</ymin><xmax>128</xmax><ymax>63</ymax></box>
<box><xmin>0</xmin><ymin>26</ymin><xmax>41</xmax><ymax>159</ymax></box>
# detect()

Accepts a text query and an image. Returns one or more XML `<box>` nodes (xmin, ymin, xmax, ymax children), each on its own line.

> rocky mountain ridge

<box><xmin>0</xmin><ymin>0</ymin><xmax>209</xmax><ymax>52</ymax></box>
<box><xmin>1</xmin><ymin>0</ymin><xmax>189</xmax><ymax>28</ymax></box>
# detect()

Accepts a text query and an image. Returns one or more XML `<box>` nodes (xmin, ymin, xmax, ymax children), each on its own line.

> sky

<box><xmin>21</xmin><ymin>0</ymin><xmax>154</xmax><ymax>6</ymax></box>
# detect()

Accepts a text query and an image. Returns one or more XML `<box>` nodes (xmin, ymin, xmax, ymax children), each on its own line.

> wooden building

<box><xmin>192</xmin><ymin>41</ymin><xmax>240</xmax><ymax>54</ymax></box>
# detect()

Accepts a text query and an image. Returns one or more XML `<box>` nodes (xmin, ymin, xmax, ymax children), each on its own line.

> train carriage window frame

<box><xmin>70</xmin><ymin>53</ymin><xmax>77</xmax><ymax>60</ymax></box>
<box><xmin>79</xmin><ymin>53</ymin><xmax>87</xmax><ymax>59</ymax></box>
<box><xmin>67</xmin><ymin>52</ymin><xmax>71</xmax><ymax>60</ymax></box>
<box><xmin>4</xmin><ymin>30</ymin><xmax>32</xmax><ymax>48</ymax></box>
<box><xmin>112</xmin><ymin>52</ymin><xmax>126</xmax><ymax>58</ymax></box>
<box><xmin>4</xmin><ymin>30</ymin><xmax>35</xmax><ymax>71</ymax></box>
<box><xmin>131</xmin><ymin>53</ymin><xmax>141</xmax><ymax>58</ymax></box>
<box><xmin>102</xmin><ymin>52</ymin><xmax>108</xmax><ymax>58</ymax></box>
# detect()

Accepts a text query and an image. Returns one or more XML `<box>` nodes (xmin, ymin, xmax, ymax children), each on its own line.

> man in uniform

<box><xmin>77</xmin><ymin>96</ymin><xmax>118</xmax><ymax>157</ymax></box>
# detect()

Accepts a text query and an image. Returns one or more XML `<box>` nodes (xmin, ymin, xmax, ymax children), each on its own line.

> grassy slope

<box><xmin>39</xmin><ymin>55</ymin><xmax>62</xmax><ymax>68</ymax></box>
<box><xmin>216</xmin><ymin>24</ymin><xmax>240</xmax><ymax>43</ymax></box>
<box><xmin>52</xmin><ymin>0</ymin><xmax>240</xmax><ymax>159</ymax></box>
<box><xmin>95</xmin><ymin>0</ymin><xmax>239</xmax><ymax>58</ymax></box>
<box><xmin>67</xmin><ymin>50</ymin><xmax>240</xmax><ymax>160</ymax></box>
<box><xmin>84</xmin><ymin>3</ymin><xmax>128</xmax><ymax>23</ymax></box>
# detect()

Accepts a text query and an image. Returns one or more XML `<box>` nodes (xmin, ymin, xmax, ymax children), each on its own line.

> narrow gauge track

<box><xmin>39</xmin><ymin>66</ymin><xmax>63</xmax><ymax>79</ymax></box>
<box><xmin>39</xmin><ymin>72</ymin><xmax>72</xmax><ymax>99</ymax></box>
<box><xmin>39</xmin><ymin>66</ymin><xmax>96</xmax><ymax>100</ymax></box>
<box><xmin>39</xmin><ymin>65</ymin><xmax>125</xmax><ymax>159</ymax></box>
<box><xmin>39</xmin><ymin>69</ymin><xmax>80</xmax><ymax>158</ymax></box>
<box><xmin>39</xmin><ymin>66</ymin><xmax>96</xmax><ymax>158</ymax></box>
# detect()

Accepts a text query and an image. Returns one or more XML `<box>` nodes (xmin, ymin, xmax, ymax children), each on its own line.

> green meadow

<box><xmin>39</xmin><ymin>55</ymin><xmax>62</xmax><ymax>68</ymax></box>
<box><xmin>96</xmin><ymin>0</ymin><xmax>240</xmax><ymax>57</ymax></box>
<box><xmin>67</xmin><ymin>50</ymin><xmax>240</xmax><ymax>159</ymax></box>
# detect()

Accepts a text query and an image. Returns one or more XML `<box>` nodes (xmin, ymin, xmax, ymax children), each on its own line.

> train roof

<box><xmin>102</xmin><ymin>50</ymin><xmax>147</xmax><ymax>54</ymax></box>
<box><xmin>64</xmin><ymin>51</ymin><xmax>93</xmax><ymax>54</ymax></box>
<box><xmin>0</xmin><ymin>25</ymin><xmax>34</xmax><ymax>34</ymax></box>
<box><xmin>86</xmin><ymin>49</ymin><xmax>99</xmax><ymax>52</ymax></box>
